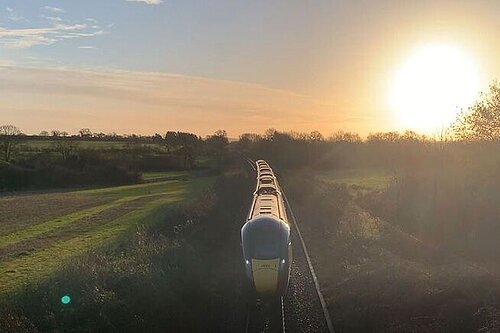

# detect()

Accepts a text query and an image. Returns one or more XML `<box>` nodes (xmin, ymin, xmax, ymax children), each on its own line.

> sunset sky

<box><xmin>1</xmin><ymin>0</ymin><xmax>499</xmax><ymax>137</ymax></box>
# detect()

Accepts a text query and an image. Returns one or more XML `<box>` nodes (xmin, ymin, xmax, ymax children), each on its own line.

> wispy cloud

<box><xmin>0</xmin><ymin>65</ymin><xmax>342</xmax><ymax>136</ymax></box>
<box><xmin>5</xmin><ymin>7</ymin><xmax>25</xmax><ymax>22</ymax></box>
<box><xmin>126</xmin><ymin>0</ymin><xmax>163</xmax><ymax>4</ymax></box>
<box><xmin>78</xmin><ymin>46</ymin><xmax>95</xmax><ymax>49</ymax></box>
<box><xmin>42</xmin><ymin>6</ymin><xmax>65</xmax><ymax>14</ymax></box>
<box><xmin>0</xmin><ymin>24</ymin><xmax>103</xmax><ymax>48</ymax></box>
<box><xmin>0</xmin><ymin>9</ymin><xmax>105</xmax><ymax>49</ymax></box>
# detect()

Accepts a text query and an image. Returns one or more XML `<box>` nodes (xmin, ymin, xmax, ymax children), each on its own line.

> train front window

<box><xmin>252</xmin><ymin>233</ymin><xmax>281</xmax><ymax>259</ymax></box>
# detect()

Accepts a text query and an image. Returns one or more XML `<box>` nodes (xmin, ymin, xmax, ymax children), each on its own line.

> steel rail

<box><xmin>280</xmin><ymin>296</ymin><xmax>286</xmax><ymax>333</ymax></box>
<box><xmin>283</xmin><ymin>192</ymin><xmax>335</xmax><ymax>333</ymax></box>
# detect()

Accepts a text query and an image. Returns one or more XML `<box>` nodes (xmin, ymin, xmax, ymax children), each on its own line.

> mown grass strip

<box><xmin>0</xmin><ymin>196</ymin><xmax>144</xmax><ymax>249</ymax></box>
<box><xmin>0</xmin><ymin>192</ymin><xmax>184</xmax><ymax>257</ymax></box>
<box><xmin>81</xmin><ymin>179</ymin><xmax>187</xmax><ymax>197</ymax></box>
<box><xmin>142</xmin><ymin>171</ymin><xmax>190</xmax><ymax>181</ymax></box>
<box><xmin>0</xmin><ymin>196</ymin><xmax>182</xmax><ymax>295</ymax></box>
<box><xmin>0</xmin><ymin>176</ymin><xmax>215</xmax><ymax>295</ymax></box>
<box><xmin>0</xmin><ymin>202</ymin><xmax>119</xmax><ymax>247</ymax></box>
<box><xmin>0</xmin><ymin>180</ymin><xmax>188</xmax><ymax>248</ymax></box>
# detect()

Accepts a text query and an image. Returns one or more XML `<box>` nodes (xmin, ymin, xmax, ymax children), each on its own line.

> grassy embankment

<box><xmin>0</xmin><ymin>172</ymin><xmax>214</xmax><ymax>295</ymax></box>
<box><xmin>286</xmin><ymin>168</ymin><xmax>500</xmax><ymax>332</ymax></box>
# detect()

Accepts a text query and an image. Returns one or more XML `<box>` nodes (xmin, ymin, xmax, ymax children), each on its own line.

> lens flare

<box><xmin>389</xmin><ymin>43</ymin><xmax>484</xmax><ymax>132</ymax></box>
<box><xmin>61</xmin><ymin>295</ymin><xmax>71</xmax><ymax>305</ymax></box>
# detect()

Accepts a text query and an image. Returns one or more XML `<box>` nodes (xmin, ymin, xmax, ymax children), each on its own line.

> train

<box><xmin>241</xmin><ymin>160</ymin><xmax>292</xmax><ymax>297</ymax></box>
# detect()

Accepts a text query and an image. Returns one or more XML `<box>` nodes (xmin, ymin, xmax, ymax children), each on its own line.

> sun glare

<box><xmin>389</xmin><ymin>43</ymin><xmax>484</xmax><ymax>132</ymax></box>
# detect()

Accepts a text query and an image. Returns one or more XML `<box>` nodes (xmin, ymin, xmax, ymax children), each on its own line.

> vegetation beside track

<box><xmin>284</xmin><ymin>169</ymin><xmax>500</xmax><ymax>332</ymax></box>
<box><xmin>0</xmin><ymin>173</ymin><xmax>214</xmax><ymax>295</ymax></box>
<box><xmin>0</xmin><ymin>172</ymin><xmax>250</xmax><ymax>332</ymax></box>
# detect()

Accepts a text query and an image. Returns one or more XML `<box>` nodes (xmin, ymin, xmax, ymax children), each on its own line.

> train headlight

<box><xmin>245</xmin><ymin>260</ymin><xmax>250</xmax><ymax>265</ymax></box>
<box><xmin>281</xmin><ymin>259</ymin><xmax>286</xmax><ymax>264</ymax></box>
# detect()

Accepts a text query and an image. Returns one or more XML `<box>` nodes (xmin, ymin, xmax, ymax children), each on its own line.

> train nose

<box><xmin>251</xmin><ymin>258</ymin><xmax>280</xmax><ymax>294</ymax></box>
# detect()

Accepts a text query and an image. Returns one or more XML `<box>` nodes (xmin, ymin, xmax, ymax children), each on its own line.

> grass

<box><xmin>288</xmin><ymin>171</ymin><xmax>500</xmax><ymax>332</ymax></box>
<box><xmin>0</xmin><ymin>173</ymin><xmax>215</xmax><ymax>295</ymax></box>
<box><xmin>18</xmin><ymin>140</ymin><xmax>158</xmax><ymax>150</ymax></box>
<box><xmin>142</xmin><ymin>171</ymin><xmax>190</xmax><ymax>181</ymax></box>
<box><xmin>316</xmin><ymin>168</ymin><xmax>392</xmax><ymax>190</ymax></box>
<box><xmin>0</xmin><ymin>172</ymin><xmax>249</xmax><ymax>332</ymax></box>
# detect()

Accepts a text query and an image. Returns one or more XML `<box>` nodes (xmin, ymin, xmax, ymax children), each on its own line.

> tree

<box><xmin>366</xmin><ymin>131</ymin><xmax>401</xmax><ymax>143</ymax></box>
<box><xmin>39</xmin><ymin>130</ymin><xmax>49</xmax><ymax>137</ymax></box>
<box><xmin>205</xmin><ymin>130</ymin><xmax>229</xmax><ymax>167</ymax></box>
<box><xmin>53</xmin><ymin>139</ymin><xmax>78</xmax><ymax>161</ymax></box>
<box><xmin>165</xmin><ymin>131</ymin><xmax>200</xmax><ymax>168</ymax></box>
<box><xmin>51</xmin><ymin>130</ymin><xmax>62</xmax><ymax>137</ymax></box>
<box><xmin>0</xmin><ymin>125</ymin><xmax>22</xmax><ymax>162</ymax></box>
<box><xmin>453</xmin><ymin>81</ymin><xmax>500</xmax><ymax>141</ymax></box>
<box><xmin>79</xmin><ymin>128</ymin><xmax>93</xmax><ymax>138</ymax></box>
<box><xmin>164</xmin><ymin>131</ymin><xmax>178</xmax><ymax>153</ymax></box>
<box><xmin>152</xmin><ymin>133</ymin><xmax>164</xmax><ymax>144</ymax></box>
<box><xmin>264</xmin><ymin>128</ymin><xmax>277</xmax><ymax>141</ymax></box>
<box><xmin>329</xmin><ymin>130</ymin><xmax>362</xmax><ymax>143</ymax></box>
<box><xmin>308</xmin><ymin>130</ymin><xmax>324</xmax><ymax>142</ymax></box>
<box><xmin>239</xmin><ymin>133</ymin><xmax>261</xmax><ymax>144</ymax></box>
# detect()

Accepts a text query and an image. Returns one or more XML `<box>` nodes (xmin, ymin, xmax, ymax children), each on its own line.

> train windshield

<box><xmin>242</xmin><ymin>217</ymin><xmax>289</xmax><ymax>260</ymax></box>
<box><xmin>252</xmin><ymin>231</ymin><xmax>281</xmax><ymax>259</ymax></box>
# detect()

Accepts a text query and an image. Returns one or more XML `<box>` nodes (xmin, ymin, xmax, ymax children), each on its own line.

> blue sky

<box><xmin>0</xmin><ymin>0</ymin><xmax>337</xmax><ymax>95</ymax></box>
<box><xmin>1</xmin><ymin>1</ymin><xmax>499</xmax><ymax>136</ymax></box>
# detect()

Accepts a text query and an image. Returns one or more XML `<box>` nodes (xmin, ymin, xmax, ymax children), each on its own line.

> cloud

<box><xmin>0</xmin><ymin>65</ymin><xmax>346</xmax><ymax>136</ymax></box>
<box><xmin>126</xmin><ymin>0</ymin><xmax>163</xmax><ymax>4</ymax></box>
<box><xmin>5</xmin><ymin>7</ymin><xmax>25</xmax><ymax>22</ymax></box>
<box><xmin>42</xmin><ymin>6</ymin><xmax>65</xmax><ymax>13</ymax></box>
<box><xmin>0</xmin><ymin>14</ymin><xmax>104</xmax><ymax>49</ymax></box>
<box><xmin>78</xmin><ymin>46</ymin><xmax>95</xmax><ymax>49</ymax></box>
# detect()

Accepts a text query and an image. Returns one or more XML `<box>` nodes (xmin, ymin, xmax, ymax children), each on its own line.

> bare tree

<box><xmin>51</xmin><ymin>130</ymin><xmax>62</xmax><ymax>137</ymax></box>
<box><xmin>239</xmin><ymin>133</ymin><xmax>262</xmax><ymax>143</ymax></box>
<box><xmin>53</xmin><ymin>139</ymin><xmax>78</xmax><ymax>161</ymax></box>
<box><xmin>79</xmin><ymin>128</ymin><xmax>93</xmax><ymax>138</ymax></box>
<box><xmin>329</xmin><ymin>130</ymin><xmax>362</xmax><ymax>143</ymax></box>
<box><xmin>453</xmin><ymin>81</ymin><xmax>500</xmax><ymax>141</ymax></box>
<box><xmin>308</xmin><ymin>130</ymin><xmax>324</xmax><ymax>142</ymax></box>
<box><xmin>0</xmin><ymin>125</ymin><xmax>22</xmax><ymax>162</ymax></box>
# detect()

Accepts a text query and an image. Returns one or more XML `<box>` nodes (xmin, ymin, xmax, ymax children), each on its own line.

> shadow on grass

<box><xmin>0</xmin><ymin>172</ymin><xmax>252</xmax><ymax>332</ymax></box>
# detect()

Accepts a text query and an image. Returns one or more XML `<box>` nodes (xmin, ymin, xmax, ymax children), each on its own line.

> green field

<box><xmin>18</xmin><ymin>140</ymin><xmax>159</xmax><ymax>150</ymax></box>
<box><xmin>316</xmin><ymin>168</ymin><xmax>392</xmax><ymax>190</ymax></box>
<box><xmin>142</xmin><ymin>171</ymin><xmax>190</xmax><ymax>181</ymax></box>
<box><xmin>0</xmin><ymin>173</ymin><xmax>215</xmax><ymax>295</ymax></box>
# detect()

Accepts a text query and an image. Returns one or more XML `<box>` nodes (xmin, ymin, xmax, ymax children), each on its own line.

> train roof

<box><xmin>248</xmin><ymin>159</ymin><xmax>288</xmax><ymax>224</ymax></box>
<box><xmin>250</xmin><ymin>193</ymin><xmax>285</xmax><ymax>219</ymax></box>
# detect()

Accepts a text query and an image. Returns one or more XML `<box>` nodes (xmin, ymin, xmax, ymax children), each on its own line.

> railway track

<box><xmin>244</xmin><ymin>159</ymin><xmax>334</xmax><ymax>333</ymax></box>
<box><xmin>245</xmin><ymin>297</ymin><xmax>286</xmax><ymax>333</ymax></box>
<box><xmin>283</xmin><ymin>192</ymin><xmax>334</xmax><ymax>333</ymax></box>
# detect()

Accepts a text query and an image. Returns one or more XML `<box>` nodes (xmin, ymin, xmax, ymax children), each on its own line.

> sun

<box><xmin>389</xmin><ymin>43</ymin><xmax>484</xmax><ymax>132</ymax></box>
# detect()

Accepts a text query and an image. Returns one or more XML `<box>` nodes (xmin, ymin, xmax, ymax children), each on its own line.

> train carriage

<box><xmin>241</xmin><ymin>160</ymin><xmax>292</xmax><ymax>297</ymax></box>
